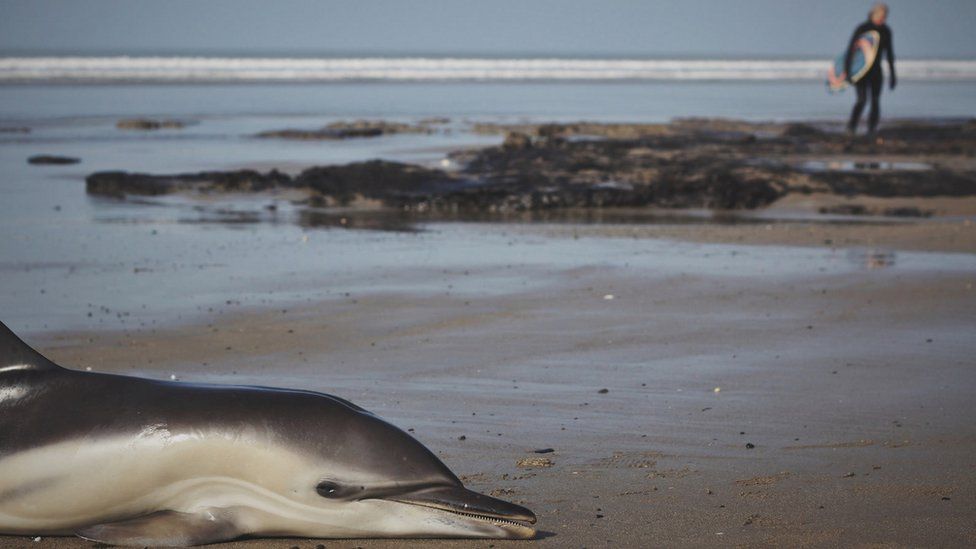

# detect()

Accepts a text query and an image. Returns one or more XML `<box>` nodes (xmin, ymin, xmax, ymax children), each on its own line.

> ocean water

<box><xmin>2</xmin><ymin>80</ymin><xmax>975</xmax><ymax>125</ymax></box>
<box><xmin>1</xmin><ymin>72</ymin><xmax>974</xmax><ymax>335</ymax></box>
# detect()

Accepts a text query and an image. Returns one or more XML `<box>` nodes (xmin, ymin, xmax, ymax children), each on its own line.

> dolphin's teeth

<box><xmin>448</xmin><ymin>510</ymin><xmax>528</xmax><ymax>527</ymax></box>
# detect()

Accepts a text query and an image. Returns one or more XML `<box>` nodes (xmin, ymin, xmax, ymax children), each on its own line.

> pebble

<box><xmin>603</xmin><ymin>294</ymin><xmax>615</xmax><ymax>300</ymax></box>
<box><xmin>598</xmin><ymin>388</ymin><xmax>609</xmax><ymax>394</ymax></box>
<box><xmin>517</xmin><ymin>457</ymin><xmax>553</xmax><ymax>468</ymax></box>
<box><xmin>745</xmin><ymin>443</ymin><xmax>755</xmax><ymax>449</ymax></box>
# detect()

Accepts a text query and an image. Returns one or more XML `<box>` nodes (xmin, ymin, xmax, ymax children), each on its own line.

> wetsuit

<box><xmin>845</xmin><ymin>20</ymin><xmax>895</xmax><ymax>134</ymax></box>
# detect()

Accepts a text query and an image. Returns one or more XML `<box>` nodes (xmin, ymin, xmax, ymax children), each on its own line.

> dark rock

<box><xmin>28</xmin><ymin>155</ymin><xmax>80</xmax><ymax>165</ymax></box>
<box><xmin>502</xmin><ymin>132</ymin><xmax>533</xmax><ymax>150</ymax></box>
<box><xmin>295</xmin><ymin>161</ymin><xmax>456</xmax><ymax>206</ymax></box>
<box><xmin>86</xmin><ymin>169</ymin><xmax>292</xmax><ymax>198</ymax></box>
<box><xmin>597</xmin><ymin>388</ymin><xmax>609</xmax><ymax>394</ymax></box>
<box><xmin>818</xmin><ymin>170</ymin><xmax>976</xmax><ymax>198</ymax></box>
<box><xmin>819</xmin><ymin>204</ymin><xmax>868</xmax><ymax>216</ymax></box>
<box><xmin>533</xmin><ymin>448</ymin><xmax>555</xmax><ymax>454</ymax></box>
<box><xmin>257</xmin><ymin>120</ymin><xmax>431</xmax><ymax>140</ymax></box>
<box><xmin>884</xmin><ymin>206</ymin><xmax>933</xmax><ymax>218</ymax></box>
<box><xmin>116</xmin><ymin>118</ymin><xmax>186</xmax><ymax>130</ymax></box>
<box><xmin>745</xmin><ymin>443</ymin><xmax>755</xmax><ymax>449</ymax></box>
<box><xmin>418</xmin><ymin>117</ymin><xmax>450</xmax><ymax>125</ymax></box>
<box><xmin>256</xmin><ymin>128</ymin><xmax>382</xmax><ymax>140</ymax></box>
<box><xmin>781</xmin><ymin>123</ymin><xmax>824</xmax><ymax>138</ymax></box>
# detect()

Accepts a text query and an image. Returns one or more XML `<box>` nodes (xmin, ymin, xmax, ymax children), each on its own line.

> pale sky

<box><xmin>1</xmin><ymin>0</ymin><xmax>974</xmax><ymax>58</ymax></box>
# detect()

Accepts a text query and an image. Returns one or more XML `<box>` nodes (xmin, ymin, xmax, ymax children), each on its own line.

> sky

<box><xmin>1</xmin><ymin>0</ymin><xmax>975</xmax><ymax>59</ymax></box>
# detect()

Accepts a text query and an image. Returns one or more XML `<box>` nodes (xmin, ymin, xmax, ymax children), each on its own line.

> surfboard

<box><xmin>827</xmin><ymin>30</ymin><xmax>880</xmax><ymax>92</ymax></box>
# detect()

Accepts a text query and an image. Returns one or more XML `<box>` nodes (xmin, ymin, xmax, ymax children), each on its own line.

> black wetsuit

<box><xmin>845</xmin><ymin>20</ymin><xmax>895</xmax><ymax>134</ymax></box>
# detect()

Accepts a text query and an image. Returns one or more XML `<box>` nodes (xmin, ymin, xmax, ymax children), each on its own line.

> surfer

<box><xmin>845</xmin><ymin>2</ymin><xmax>896</xmax><ymax>135</ymax></box>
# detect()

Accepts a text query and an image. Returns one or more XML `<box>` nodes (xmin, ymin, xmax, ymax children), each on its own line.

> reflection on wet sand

<box><xmin>92</xmin><ymin>192</ymin><xmax>913</xmax><ymax>234</ymax></box>
<box><xmin>847</xmin><ymin>248</ymin><xmax>897</xmax><ymax>269</ymax></box>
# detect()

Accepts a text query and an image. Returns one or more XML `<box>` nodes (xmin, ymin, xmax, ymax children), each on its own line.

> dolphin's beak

<box><xmin>393</xmin><ymin>485</ymin><xmax>537</xmax><ymax>537</ymax></box>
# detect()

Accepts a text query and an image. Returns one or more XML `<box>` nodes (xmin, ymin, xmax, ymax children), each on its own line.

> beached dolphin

<box><xmin>0</xmin><ymin>321</ymin><xmax>536</xmax><ymax>546</ymax></box>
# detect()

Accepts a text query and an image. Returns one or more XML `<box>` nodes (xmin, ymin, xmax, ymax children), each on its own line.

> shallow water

<box><xmin>2</xmin><ymin>81</ymin><xmax>975</xmax><ymax>335</ymax></box>
<box><xmin>4</xmin><ymin>205</ymin><xmax>975</xmax><ymax>336</ymax></box>
<box><xmin>2</xmin><ymin>81</ymin><xmax>976</xmax><ymax>124</ymax></box>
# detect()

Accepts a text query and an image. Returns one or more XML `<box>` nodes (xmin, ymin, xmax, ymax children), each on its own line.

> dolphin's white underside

<box><xmin>0</xmin><ymin>431</ymin><xmax>511</xmax><ymax>539</ymax></box>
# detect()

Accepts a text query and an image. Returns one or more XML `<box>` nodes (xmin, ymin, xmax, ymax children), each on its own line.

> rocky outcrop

<box><xmin>295</xmin><ymin>161</ymin><xmax>455</xmax><ymax>205</ymax></box>
<box><xmin>821</xmin><ymin>169</ymin><xmax>976</xmax><ymax>198</ymax></box>
<box><xmin>87</xmin><ymin>119</ymin><xmax>976</xmax><ymax>212</ymax></box>
<box><xmin>86</xmin><ymin>169</ymin><xmax>291</xmax><ymax>198</ymax></box>
<box><xmin>28</xmin><ymin>155</ymin><xmax>80</xmax><ymax>165</ymax></box>
<box><xmin>256</xmin><ymin>128</ymin><xmax>382</xmax><ymax>140</ymax></box>
<box><xmin>256</xmin><ymin>120</ymin><xmax>434</xmax><ymax>140</ymax></box>
<box><xmin>116</xmin><ymin>119</ymin><xmax>186</xmax><ymax>130</ymax></box>
<box><xmin>502</xmin><ymin>132</ymin><xmax>533</xmax><ymax>150</ymax></box>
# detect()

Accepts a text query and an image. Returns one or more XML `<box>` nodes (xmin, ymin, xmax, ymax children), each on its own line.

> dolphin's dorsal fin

<box><xmin>0</xmin><ymin>321</ymin><xmax>62</xmax><ymax>372</ymax></box>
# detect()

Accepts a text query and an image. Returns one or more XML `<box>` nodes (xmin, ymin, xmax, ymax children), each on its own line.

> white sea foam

<box><xmin>1</xmin><ymin>57</ymin><xmax>975</xmax><ymax>83</ymax></box>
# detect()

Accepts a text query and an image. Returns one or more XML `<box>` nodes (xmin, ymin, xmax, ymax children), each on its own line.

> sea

<box><xmin>1</xmin><ymin>55</ymin><xmax>975</xmax><ymax>334</ymax></box>
<box><xmin>2</xmin><ymin>55</ymin><xmax>976</xmax><ymax>121</ymax></box>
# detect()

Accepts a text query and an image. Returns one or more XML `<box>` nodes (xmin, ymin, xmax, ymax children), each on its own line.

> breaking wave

<box><xmin>1</xmin><ymin>56</ymin><xmax>975</xmax><ymax>83</ymax></box>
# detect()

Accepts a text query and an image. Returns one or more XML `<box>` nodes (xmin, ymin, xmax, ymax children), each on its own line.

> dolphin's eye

<box><xmin>316</xmin><ymin>481</ymin><xmax>343</xmax><ymax>498</ymax></box>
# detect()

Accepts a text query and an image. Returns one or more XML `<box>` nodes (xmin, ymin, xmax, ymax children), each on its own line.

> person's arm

<box><xmin>887</xmin><ymin>29</ymin><xmax>896</xmax><ymax>90</ymax></box>
<box><xmin>844</xmin><ymin>24</ymin><xmax>867</xmax><ymax>82</ymax></box>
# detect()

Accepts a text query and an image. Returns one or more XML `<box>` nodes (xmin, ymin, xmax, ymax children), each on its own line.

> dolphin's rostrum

<box><xmin>0</xmin><ymin>321</ymin><xmax>536</xmax><ymax>546</ymax></box>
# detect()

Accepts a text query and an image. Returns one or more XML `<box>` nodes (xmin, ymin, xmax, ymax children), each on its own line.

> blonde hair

<box><xmin>870</xmin><ymin>2</ymin><xmax>889</xmax><ymax>18</ymax></box>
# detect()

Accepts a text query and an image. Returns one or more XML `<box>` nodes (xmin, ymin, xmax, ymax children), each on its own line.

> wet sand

<box><xmin>510</xmin><ymin>213</ymin><xmax>976</xmax><ymax>254</ymax></box>
<box><xmin>5</xmin><ymin>224</ymin><xmax>975</xmax><ymax>548</ymax></box>
<box><xmin>3</xmin><ymin>115</ymin><xmax>975</xmax><ymax>547</ymax></box>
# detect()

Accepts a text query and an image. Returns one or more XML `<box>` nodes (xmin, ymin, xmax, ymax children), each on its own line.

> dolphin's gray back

<box><xmin>0</xmin><ymin>322</ymin><xmax>459</xmax><ymax>489</ymax></box>
<box><xmin>1</xmin><ymin>366</ymin><xmax>355</xmax><ymax>457</ymax></box>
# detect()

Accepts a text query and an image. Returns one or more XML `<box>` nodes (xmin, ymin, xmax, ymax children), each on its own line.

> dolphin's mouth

<box><xmin>393</xmin><ymin>485</ymin><xmax>537</xmax><ymax>538</ymax></box>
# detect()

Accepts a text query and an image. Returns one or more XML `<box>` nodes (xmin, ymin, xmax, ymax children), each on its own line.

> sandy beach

<box><xmin>5</xmin><ymin>0</ymin><xmax>976</xmax><ymax>545</ymax></box>
<box><xmin>2</xmin><ymin>215</ymin><xmax>974</xmax><ymax>547</ymax></box>
<box><xmin>2</xmin><ymin>78</ymin><xmax>976</xmax><ymax>549</ymax></box>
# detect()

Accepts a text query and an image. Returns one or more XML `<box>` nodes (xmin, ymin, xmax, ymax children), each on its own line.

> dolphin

<box><xmin>0</xmin><ymin>321</ymin><xmax>536</xmax><ymax>546</ymax></box>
